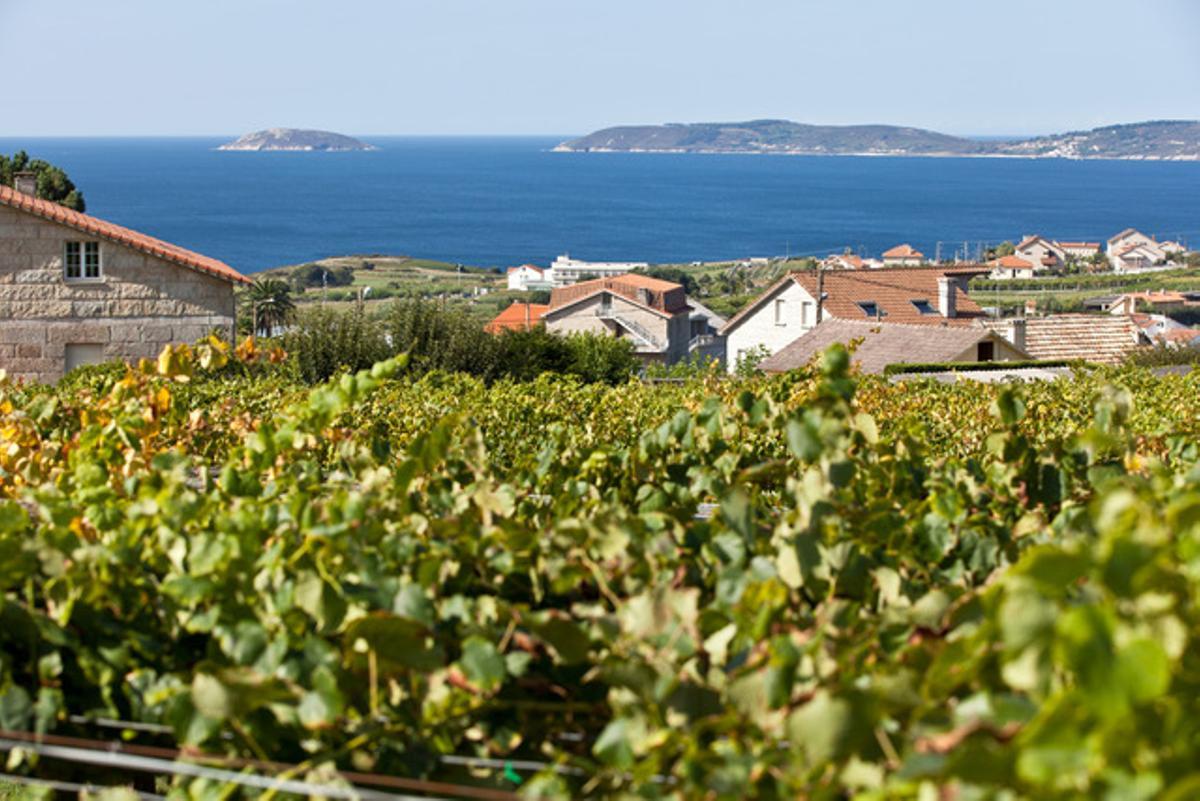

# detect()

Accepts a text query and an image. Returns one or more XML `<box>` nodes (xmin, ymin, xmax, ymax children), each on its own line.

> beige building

<box><xmin>1014</xmin><ymin>235</ymin><xmax>1065</xmax><ymax>271</ymax></box>
<box><xmin>542</xmin><ymin>274</ymin><xmax>694</xmax><ymax>365</ymax></box>
<box><xmin>0</xmin><ymin>178</ymin><xmax>249</xmax><ymax>383</ymax></box>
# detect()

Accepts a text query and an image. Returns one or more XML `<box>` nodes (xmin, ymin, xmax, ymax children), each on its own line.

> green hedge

<box><xmin>883</xmin><ymin>359</ymin><xmax>1080</xmax><ymax>376</ymax></box>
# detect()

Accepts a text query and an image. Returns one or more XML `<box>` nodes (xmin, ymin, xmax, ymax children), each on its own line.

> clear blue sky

<box><xmin>3</xmin><ymin>0</ymin><xmax>1197</xmax><ymax>137</ymax></box>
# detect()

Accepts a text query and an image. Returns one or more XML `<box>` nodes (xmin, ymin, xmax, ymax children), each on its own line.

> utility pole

<box><xmin>935</xmin><ymin>241</ymin><xmax>943</xmax><ymax>264</ymax></box>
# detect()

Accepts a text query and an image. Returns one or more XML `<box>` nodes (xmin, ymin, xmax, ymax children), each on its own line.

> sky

<box><xmin>3</xmin><ymin>0</ymin><xmax>1198</xmax><ymax>138</ymax></box>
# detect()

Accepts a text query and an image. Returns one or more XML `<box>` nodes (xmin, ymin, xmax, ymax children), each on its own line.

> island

<box><xmin>217</xmin><ymin>128</ymin><xmax>378</xmax><ymax>152</ymax></box>
<box><xmin>556</xmin><ymin>119</ymin><xmax>1200</xmax><ymax>161</ymax></box>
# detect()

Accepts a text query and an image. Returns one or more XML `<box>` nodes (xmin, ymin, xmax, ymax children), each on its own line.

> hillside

<box><xmin>557</xmin><ymin>119</ymin><xmax>1200</xmax><ymax>160</ymax></box>
<box><xmin>218</xmin><ymin>128</ymin><xmax>378</xmax><ymax>151</ymax></box>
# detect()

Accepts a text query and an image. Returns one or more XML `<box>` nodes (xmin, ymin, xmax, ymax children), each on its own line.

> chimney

<box><xmin>1007</xmin><ymin>318</ymin><xmax>1027</xmax><ymax>352</ymax></box>
<box><xmin>937</xmin><ymin>276</ymin><xmax>956</xmax><ymax>318</ymax></box>
<box><xmin>636</xmin><ymin>288</ymin><xmax>651</xmax><ymax>306</ymax></box>
<box><xmin>13</xmin><ymin>171</ymin><xmax>36</xmax><ymax>197</ymax></box>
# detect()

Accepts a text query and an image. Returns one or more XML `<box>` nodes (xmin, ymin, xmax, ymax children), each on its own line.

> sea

<box><xmin>3</xmin><ymin>136</ymin><xmax>1199</xmax><ymax>273</ymax></box>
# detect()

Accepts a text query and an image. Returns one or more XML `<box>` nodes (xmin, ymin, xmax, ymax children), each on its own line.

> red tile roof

<box><xmin>548</xmin><ymin>273</ymin><xmax>689</xmax><ymax>315</ymax></box>
<box><xmin>484</xmin><ymin>302</ymin><xmax>549</xmax><ymax>333</ymax></box>
<box><xmin>882</xmin><ymin>244</ymin><xmax>924</xmax><ymax>259</ymax></box>
<box><xmin>0</xmin><ymin>185</ymin><xmax>249</xmax><ymax>284</ymax></box>
<box><xmin>994</xmin><ymin>255</ymin><xmax>1034</xmax><ymax>269</ymax></box>
<box><xmin>507</xmin><ymin>264</ymin><xmax>544</xmax><ymax>274</ymax></box>
<box><xmin>721</xmin><ymin>267</ymin><xmax>989</xmax><ymax>335</ymax></box>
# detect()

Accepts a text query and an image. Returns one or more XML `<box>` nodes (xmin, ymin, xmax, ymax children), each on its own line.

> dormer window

<box><xmin>857</xmin><ymin>301</ymin><xmax>882</xmax><ymax>318</ymax></box>
<box><xmin>911</xmin><ymin>299</ymin><xmax>936</xmax><ymax>315</ymax></box>
<box><xmin>65</xmin><ymin>241</ymin><xmax>101</xmax><ymax>281</ymax></box>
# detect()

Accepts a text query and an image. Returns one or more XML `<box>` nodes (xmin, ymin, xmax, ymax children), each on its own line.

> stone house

<box><xmin>0</xmin><ymin>178</ymin><xmax>249</xmax><ymax>383</ymax></box>
<box><xmin>542</xmin><ymin>274</ymin><xmax>694</xmax><ymax>365</ymax></box>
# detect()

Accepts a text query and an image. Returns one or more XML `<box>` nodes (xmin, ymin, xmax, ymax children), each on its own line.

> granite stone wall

<box><xmin>0</xmin><ymin>204</ymin><xmax>237</xmax><ymax>383</ymax></box>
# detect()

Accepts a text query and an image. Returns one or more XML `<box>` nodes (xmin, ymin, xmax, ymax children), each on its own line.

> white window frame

<box><xmin>774</xmin><ymin>298</ymin><xmax>786</xmax><ymax>326</ymax></box>
<box><xmin>64</xmin><ymin>240</ymin><xmax>103</xmax><ymax>282</ymax></box>
<box><xmin>801</xmin><ymin>301</ymin><xmax>813</xmax><ymax>326</ymax></box>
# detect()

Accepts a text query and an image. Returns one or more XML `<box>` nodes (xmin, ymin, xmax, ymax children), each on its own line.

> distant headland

<box><xmin>556</xmin><ymin>119</ymin><xmax>1200</xmax><ymax>161</ymax></box>
<box><xmin>217</xmin><ymin>128</ymin><xmax>378</xmax><ymax>152</ymax></box>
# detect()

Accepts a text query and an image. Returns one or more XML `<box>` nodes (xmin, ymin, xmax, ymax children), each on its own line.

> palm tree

<box><xmin>245</xmin><ymin>278</ymin><xmax>296</xmax><ymax>337</ymax></box>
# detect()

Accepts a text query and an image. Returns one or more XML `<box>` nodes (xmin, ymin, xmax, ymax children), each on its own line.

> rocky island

<box><xmin>218</xmin><ymin>128</ymin><xmax>378</xmax><ymax>152</ymax></box>
<box><xmin>556</xmin><ymin>119</ymin><xmax>1200</xmax><ymax>160</ymax></box>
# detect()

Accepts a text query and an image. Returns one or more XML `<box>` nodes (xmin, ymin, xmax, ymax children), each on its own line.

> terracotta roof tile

<box><xmin>0</xmin><ymin>185</ymin><xmax>248</xmax><ymax>284</ymax></box>
<box><xmin>484</xmin><ymin>302</ymin><xmax>548</xmax><ymax>333</ymax></box>
<box><xmin>759</xmin><ymin>319</ymin><xmax>1020</xmax><ymax>374</ymax></box>
<box><xmin>720</xmin><ymin>267</ymin><xmax>989</xmax><ymax>335</ymax></box>
<box><xmin>1011</xmin><ymin>314</ymin><xmax>1146</xmax><ymax>364</ymax></box>
<box><xmin>548</xmin><ymin>274</ymin><xmax>689</xmax><ymax>315</ymax></box>
<box><xmin>994</xmin><ymin>255</ymin><xmax>1034</xmax><ymax>268</ymax></box>
<box><xmin>882</xmin><ymin>244</ymin><xmax>924</xmax><ymax>259</ymax></box>
<box><xmin>790</xmin><ymin>267</ymin><xmax>987</xmax><ymax>326</ymax></box>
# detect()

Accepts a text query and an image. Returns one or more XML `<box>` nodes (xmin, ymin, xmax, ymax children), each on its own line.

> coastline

<box><xmin>550</xmin><ymin>146</ymin><xmax>1200</xmax><ymax>162</ymax></box>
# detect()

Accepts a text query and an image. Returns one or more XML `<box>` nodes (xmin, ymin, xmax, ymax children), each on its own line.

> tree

<box><xmin>0</xmin><ymin>150</ymin><xmax>86</xmax><ymax>211</ymax></box>
<box><xmin>245</xmin><ymin>278</ymin><xmax>296</xmax><ymax>336</ymax></box>
<box><xmin>989</xmin><ymin>241</ymin><xmax>1016</xmax><ymax>259</ymax></box>
<box><xmin>636</xmin><ymin>267</ymin><xmax>699</xmax><ymax>295</ymax></box>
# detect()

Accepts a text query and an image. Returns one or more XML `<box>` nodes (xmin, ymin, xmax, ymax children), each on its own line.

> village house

<box><xmin>989</xmin><ymin>255</ymin><xmax>1037</xmax><ymax>280</ymax></box>
<box><xmin>505</xmin><ymin>264</ymin><xmax>551</xmax><ymax>291</ymax></box>
<box><xmin>758</xmin><ymin>319</ymin><xmax>1029</xmax><ymax>375</ymax></box>
<box><xmin>1106</xmin><ymin>228</ymin><xmax>1171</xmax><ymax>272</ymax></box>
<box><xmin>1013</xmin><ymin>235</ymin><xmax>1065</xmax><ymax>271</ymax></box>
<box><xmin>881</xmin><ymin>244</ymin><xmax>925</xmax><ymax>266</ymax></box>
<box><xmin>719</xmin><ymin>266</ymin><xmax>990</xmax><ymax>372</ymax></box>
<box><xmin>541</xmin><ymin>274</ymin><xmax>699</xmax><ymax>365</ymax></box>
<box><xmin>0</xmin><ymin>177</ymin><xmax>249</xmax><ymax>383</ymax></box>
<box><xmin>484</xmin><ymin>301</ymin><xmax>549</xmax><ymax>333</ymax></box>
<box><xmin>820</xmin><ymin>253</ymin><xmax>883</xmax><ymax>271</ymax></box>
<box><xmin>1056</xmin><ymin>241</ymin><xmax>1102</xmax><ymax>261</ymax></box>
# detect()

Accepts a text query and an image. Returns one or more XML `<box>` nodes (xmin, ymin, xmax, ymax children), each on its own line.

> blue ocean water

<box><xmin>2</xmin><ymin>136</ymin><xmax>1199</xmax><ymax>273</ymax></box>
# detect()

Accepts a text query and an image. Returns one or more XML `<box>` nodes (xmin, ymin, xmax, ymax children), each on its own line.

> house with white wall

<box><xmin>545</xmin><ymin>254</ymin><xmax>648</xmax><ymax>287</ymax></box>
<box><xmin>1107</xmin><ymin>229</ymin><xmax>1167</xmax><ymax>272</ymax></box>
<box><xmin>719</xmin><ymin>266</ymin><xmax>989</xmax><ymax>372</ymax></box>
<box><xmin>881</xmin><ymin>244</ymin><xmax>925</xmax><ymax>266</ymax></box>
<box><xmin>506</xmin><ymin>264</ymin><xmax>550</xmax><ymax>291</ymax></box>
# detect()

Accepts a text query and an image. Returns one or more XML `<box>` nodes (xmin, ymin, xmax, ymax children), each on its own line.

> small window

<box><xmin>911</xmin><ymin>299</ymin><xmax>936</xmax><ymax>315</ymax></box>
<box><xmin>774</xmin><ymin>298</ymin><xmax>786</xmax><ymax>326</ymax></box>
<box><xmin>857</xmin><ymin>301</ymin><xmax>881</xmax><ymax>318</ymax></box>
<box><xmin>65</xmin><ymin>241</ymin><xmax>101</xmax><ymax>280</ymax></box>
<box><xmin>977</xmin><ymin>341</ymin><xmax>995</xmax><ymax>362</ymax></box>
<box><xmin>801</xmin><ymin>301</ymin><xmax>814</xmax><ymax>326</ymax></box>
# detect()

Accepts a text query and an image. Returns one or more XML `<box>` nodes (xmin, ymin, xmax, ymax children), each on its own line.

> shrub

<box><xmin>563</xmin><ymin>332</ymin><xmax>640</xmax><ymax>384</ymax></box>
<box><xmin>383</xmin><ymin>299</ymin><xmax>499</xmax><ymax>376</ymax></box>
<box><xmin>283</xmin><ymin>305</ymin><xmax>390</xmax><ymax>383</ymax></box>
